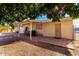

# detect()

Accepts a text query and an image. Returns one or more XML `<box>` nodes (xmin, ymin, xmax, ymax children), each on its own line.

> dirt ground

<box><xmin>0</xmin><ymin>40</ymin><xmax>74</xmax><ymax>56</ymax></box>
<box><xmin>0</xmin><ymin>32</ymin><xmax>75</xmax><ymax>56</ymax></box>
<box><xmin>74</xmin><ymin>41</ymin><xmax>79</xmax><ymax>55</ymax></box>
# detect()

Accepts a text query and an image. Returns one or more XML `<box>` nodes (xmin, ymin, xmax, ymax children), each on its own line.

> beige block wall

<box><xmin>42</xmin><ymin>22</ymin><xmax>55</xmax><ymax>37</ymax></box>
<box><xmin>61</xmin><ymin>20</ymin><xmax>73</xmax><ymax>39</ymax></box>
<box><xmin>36</xmin><ymin>29</ymin><xmax>43</xmax><ymax>35</ymax></box>
<box><xmin>40</xmin><ymin>20</ymin><xmax>73</xmax><ymax>39</ymax></box>
<box><xmin>32</xmin><ymin>24</ymin><xmax>36</xmax><ymax>30</ymax></box>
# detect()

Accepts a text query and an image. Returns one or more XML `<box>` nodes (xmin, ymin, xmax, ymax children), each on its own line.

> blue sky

<box><xmin>35</xmin><ymin>13</ymin><xmax>70</xmax><ymax>21</ymax></box>
<box><xmin>35</xmin><ymin>14</ymin><xmax>48</xmax><ymax>22</ymax></box>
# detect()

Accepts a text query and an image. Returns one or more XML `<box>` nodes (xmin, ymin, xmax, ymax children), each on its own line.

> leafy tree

<box><xmin>0</xmin><ymin>3</ymin><xmax>79</xmax><ymax>25</ymax></box>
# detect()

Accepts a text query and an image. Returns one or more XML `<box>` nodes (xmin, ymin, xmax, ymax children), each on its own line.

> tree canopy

<box><xmin>0</xmin><ymin>3</ymin><xmax>79</xmax><ymax>25</ymax></box>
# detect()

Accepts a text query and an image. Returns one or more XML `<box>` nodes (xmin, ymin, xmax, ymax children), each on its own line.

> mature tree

<box><xmin>0</xmin><ymin>3</ymin><xmax>79</xmax><ymax>25</ymax></box>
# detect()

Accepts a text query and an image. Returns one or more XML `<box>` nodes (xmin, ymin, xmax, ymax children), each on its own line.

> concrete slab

<box><xmin>32</xmin><ymin>36</ymin><xmax>74</xmax><ymax>49</ymax></box>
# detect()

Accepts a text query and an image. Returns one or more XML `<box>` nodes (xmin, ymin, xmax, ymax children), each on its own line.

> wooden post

<box><xmin>19</xmin><ymin>22</ymin><xmax>20</xmax><ymax>33</ymax></box>
<box><xmin>30</xmin><ymin>22</ymin><xmax>32</xmax><ymax>40</ymax></box>
<box><xmin>18</xmin><ymin>22</ymin><xmax>20</xmax><ymax>37</ymax></box>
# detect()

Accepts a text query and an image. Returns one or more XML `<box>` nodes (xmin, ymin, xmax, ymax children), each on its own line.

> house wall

<box><xmin>14</xmin><ymin>27</ymin><xmax>19</xmax><ymax>32</ymax></box>
<box><xmin>35</xmin><ymin>23</ymin><xmax>43</xmax><ymax>35</ymax></box>
<box><xmin>14</xmin><ymin>18</ymin><xmax>73</xmax><ymax>39</ymax></box>
<box><xmin>42</xmin><ymin>22</ymin><xmax>55</xmax><ymax>37</ymax></box>
<box><xmin>14</xmin><ymin>24</ymin><xmax>29</xmax><ymax>33</ymax></box>
<box><xmin>61</xmin><ymin>20</ymin><xmax>73</xmax><ymax>39</ymax></box>
<box><xmin>32</xmin><ymin>24</ymin><xmax>36</xmax><ymax>30</ymax></box>
<box><xmin>39</xmin><ymin>19</ymin><xmax>73</xmax><ymax>39</ymax></box>
<box><xmin>55</xmin><ymin>22</ymin><xmax>61</xmax><ymax>38</ymax></box>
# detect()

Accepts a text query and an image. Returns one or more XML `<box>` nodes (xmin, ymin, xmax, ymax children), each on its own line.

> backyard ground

<box><xmin>0</xmin><ymin>32</ymin><xmax>74</xmax><ymax>56</ymax></box>
<box><xmin>0</xmin><ymin>40</ymin><xmax>73</xmax><ymax>56</ymax></box>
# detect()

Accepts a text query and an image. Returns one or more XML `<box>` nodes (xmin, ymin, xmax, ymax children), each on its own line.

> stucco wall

<box><xmin>40</xmin><ymin>20</ymin><xmax>73</xmax><ymax>39</ymax></box>
<box><xmin>14</xmin><ymin>27</ymin><xmax>19</xmax><ymax>32</ymax></box>
<box><xmin>61</xmin><ymin>20</ymin><xmax>73</xmax><ymax>39</ymax></box>
<box><xmin>32</xmin><ymin>24</ymin><xmax>36</xmax><ymax>30</ymax></box>
<box><xmin>42</xmin><ymin>22</ymin><xmax>55</xmax><ymax>37</ymax></box>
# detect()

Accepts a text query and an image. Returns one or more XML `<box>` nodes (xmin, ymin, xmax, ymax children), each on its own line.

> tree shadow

<box><xmin>0</xmin><ymin>37</ymin><xmax>20</xmax><ymax>46</ymax></box>
<box><xmin>22</xmin><ymin>39</ymin><xmax>73</xmax><ymax>56</ymax></box>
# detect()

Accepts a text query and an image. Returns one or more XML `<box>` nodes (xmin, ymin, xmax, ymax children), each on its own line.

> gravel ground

<box><xmin>0</xmin><ymin>32</ymin><xmax>74</xmax><ymax>56</ymax></box>
<box><xmin>0</xmin><ymin>40</ymin><xmax>74</xmax><ymax>56</ymax></box>
<box><xmin>74</xmin><ymin>41</ymin><xmax>79</xmax><ymax>56</ymax></box>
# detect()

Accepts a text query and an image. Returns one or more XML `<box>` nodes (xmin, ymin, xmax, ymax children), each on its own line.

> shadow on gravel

<box><xmin>22</xmin><ymin>39</ymin><xmax>73</xmax><ymax>56</ymax></box>
<box><xmin>0</xmin><ymin>37</ymin><xmax>20</xmax><ymax>46</ymax></box>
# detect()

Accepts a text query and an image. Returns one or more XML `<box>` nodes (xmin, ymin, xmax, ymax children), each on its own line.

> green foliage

<box><xmin>0</xmin><ymin>3</ymin><xmax>79</xmax><ymax>25</ymax></box>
